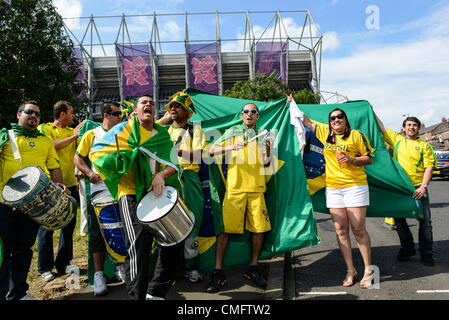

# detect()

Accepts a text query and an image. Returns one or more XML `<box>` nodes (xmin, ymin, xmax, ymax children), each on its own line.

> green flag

<box><xmin>186</xmin><ymin>88</ymin><xmax>321</xmax><ymax>271</ymax></box>
<box><xmin>299</xmin><ymin>100</ymin><xmax>423</xmax><ymax>219</ymax></box>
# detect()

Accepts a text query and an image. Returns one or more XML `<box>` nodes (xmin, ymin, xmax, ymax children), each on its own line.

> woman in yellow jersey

<box><xmin>297</xmin><ymin>101</ymin><xmax>375</xmax><ymax>289</ymax></box>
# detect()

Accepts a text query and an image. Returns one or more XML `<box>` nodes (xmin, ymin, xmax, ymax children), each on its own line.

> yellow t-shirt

<box><xmin>218</xmin><ymin>134</ymin><xmax>267</xmax><ymax>193</ymax></box>
<box><xmin>167</xmin><ymin>124</ymin><xmax>205</xmax><ymax>173</ymax></box>
<box><xmin>383</xmin><ymin>129</ymin><xmax>436</xmax><ymax>186</ymax></box>
<box><xmin>39</xmin><ymin>123</ymin><xmax>79</xmax><ymax>187</ymax></box>
<box><xmin>76</xmin><ymin>127</ymin><xmax>106</xmax><ymax>158</ymax></box>
<box><xmin>315</xmin><ymin>123</ymin><xmax>374</xmax><ymax>188</ymax></box>
<box><xmin>0</xmin><ymin>135</ymin><xmax>61</xmax><ymax>202</ymax></box>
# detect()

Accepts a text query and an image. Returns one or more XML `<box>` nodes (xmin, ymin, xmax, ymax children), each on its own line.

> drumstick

<box><xmin>115</xmin><ymin>134</ymin><xmax>121</xmax><ymax>160</ymax></box>
<box><xmin>247</xmin><ymin>130</ymin><xmax>268</xmax><ymax>143</ymax></box>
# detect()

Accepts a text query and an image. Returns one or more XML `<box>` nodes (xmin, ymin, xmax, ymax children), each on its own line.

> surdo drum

<box><xmin>136</xmin><ymin>186</ymin><xmax>195</xmax><ymax>246</ymax></box>
<box><xmin>1</xmin><ymin>166</ymin><xmax>76</xmax><ymax>230</ymax></box>
<box><xmin>91</xmin><ymin>189</ymin><xmax>127</xmax><ymax>262</ymax></box>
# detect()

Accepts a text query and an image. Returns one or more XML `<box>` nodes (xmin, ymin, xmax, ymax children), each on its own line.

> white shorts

<box><xmin>325</xmin><ymin>185</ymin><xmax>370</xmax><ymax>208</ymax></box>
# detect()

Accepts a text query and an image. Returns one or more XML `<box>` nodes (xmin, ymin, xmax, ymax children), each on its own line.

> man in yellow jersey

<box><xmin>74</xmin><ymin>101</ymin><xmax>122</xmax><ymax>297</ymax></box>
<box><xmin>206</xmin><ymin>103</ymin><xmax>272</xmax><ymax>293</ymax></box>
<box><xmin>37</xmin><ymin>101</ymin><xmax>84</xmax><ymax>282</ymax></box>
<box><xmin>160</xmin><ymin>92</ymin><xmax>205</xmax><ymax>283</ymax></box>
<box><xmin>89</xmin><ymin>95</ymin><xmax>183</xmax><ymax>300</ymax></box>
<box><xmin>375</xmin><ymin>114</ymin><xmax>436</xmax><ymax>266</ymax></box>
<box><xmin>0</xmin><ymin>101</ymin><xmax>64</xmax><ymax>300</ymax></box>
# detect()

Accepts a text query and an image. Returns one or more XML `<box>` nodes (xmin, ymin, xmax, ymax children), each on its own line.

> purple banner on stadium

<box><xmin>116</xmin><ymin>44</ymin><xmax>153</xmax><ymax>97</ymax></box>
<box><xmin>73</xmin><ymin>47</ymin><xmax>86</xmax><ymax>99</ymax></box>
<box><xmin>255</xmin><ymin>42</ymin><xmax>287</xmax><ymax>82</ymax></box>
<box><xmin>188</xmin><ymin>43</ymin><xmax>220</xmax><ymax>95</ymax></box>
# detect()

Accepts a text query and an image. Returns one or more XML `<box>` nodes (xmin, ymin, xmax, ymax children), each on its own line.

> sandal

<box><xmin>360</xmin><ymin>270</ymin><xmax>375</xmax><ymax>289</ymax></box>
<box><xmin>342</xmin><ymin>269</ymin><xmax>357</xmax><ymax>287</ymax></box>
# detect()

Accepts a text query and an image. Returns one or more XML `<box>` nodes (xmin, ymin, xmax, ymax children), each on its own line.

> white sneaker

<box><xmin>145</xmin><ymin>294</ymin><xmax>165</xmax><ymax>300</ymax></box>
<box><xmin>41</xmin><ymin>271</ymin><xmax>55</xmax><ymax>282</ymax></box>
<box><xmin>64</xmin><ymin>264</ymin><xmax>79</xmax><ymax>274</ymax></box>
<box><xmin>185</xmin><ymin>269</ymin><xmax>202</xmax><ymax>283</ymax></box>
<box><xmin>93</xmin><ymin>271</ymin><xmax>108</xmax><ymax>297</ymax></box>
<box><xmin>114</xmin><ymin>264</ymin><xmax>126</xmax><ymax>283</ymax></box>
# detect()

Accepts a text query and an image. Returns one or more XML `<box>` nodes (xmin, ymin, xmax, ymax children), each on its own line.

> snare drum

<box><xmin>91</xmin><ymin>190</ymin><xmax>127</xmax><ymax>262</ymax></box>
<box><xmin>1</xmin><ymin>166</ymin><xmax>76</xmax><ymax>230</ymax></box>
<box><xmin>137</xmin><ymin>186</ymin><xmax>195</xmax><ymax>246</ymax></box>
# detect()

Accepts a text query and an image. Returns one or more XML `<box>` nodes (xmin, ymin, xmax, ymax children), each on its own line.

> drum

<box><xmin>91</xmin><ymin>190</ymin><xmax>127</xmax><ymax>262</ymax></box>
<box><xmin>1</xmin><ymin>166</ymin><xmax>76</xmax><ymax>230</ymax></box>
<box><xmin>137</xmin><ymin>186</ymin><xmax>195</xmax><ymax>246</ymax></box>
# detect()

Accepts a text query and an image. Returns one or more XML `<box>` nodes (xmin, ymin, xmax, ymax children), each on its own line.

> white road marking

<box><xmin>417</xmin><ymin>290</ymin><xmax>449</xmax><ymax>294</ymax></box>
<box><xmin>298</xmin><ymin>292</ymin><xmax>347</xmax><ymax>295</ymax></box>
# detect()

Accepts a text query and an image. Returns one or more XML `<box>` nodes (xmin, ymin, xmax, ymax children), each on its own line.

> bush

<box><xmin>224</xmin><ymin>71</ymin><xmax>320</xmax><ymax>104</ymax></box>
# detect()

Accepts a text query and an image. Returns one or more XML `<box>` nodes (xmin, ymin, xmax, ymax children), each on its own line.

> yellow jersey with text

<box><xmin>0</xmin><ymin>135</ymin><xmax>60</xmax><ymax>202</ymax></box>
<box><xmin>315</xmin><ymin>123</ymin><xmax>374</xmax><ymax>188</ymax></box>
<box><xmin>39</xmin><ymin>123</ymin><xmax>78</xmax><ymax>187</ymax></box>
<box><xmin>383</xmin><ymin>129</ymin><xmax>436</xmax><ymax>186</ymax></box>
<box><xmin>218</xmin><ymin>134</ymin><xmax>267</xmax><ymax>193</ymax></box>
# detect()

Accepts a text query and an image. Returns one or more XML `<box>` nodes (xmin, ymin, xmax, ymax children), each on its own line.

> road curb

<box><xmin>263</xmin><ymin>253</ymin><xmax>286</xmax><ymax>300</ymax></box>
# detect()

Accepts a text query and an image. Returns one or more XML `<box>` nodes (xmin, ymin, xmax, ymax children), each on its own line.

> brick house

<box><xmin>419</xmin><ymin>117</ymin><xmax>449</xmax><ymax>149</ymax></box>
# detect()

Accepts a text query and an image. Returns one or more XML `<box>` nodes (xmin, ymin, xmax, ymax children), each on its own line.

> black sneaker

<box><xmin>244</xmin><ymin>265</ymin><xmax>267</xmax><ymax>289</ymax></box>
<box><xmin>205</xmin><ymin>269</ymin><xmax>226</xmax><ymax>293</ymax></box>
<box><xmin>421</xmin><ymin>254</ymin><xmax>435</xmax><ymax>266</ymax></box>
<box><xmin>397</xmin><ymin>248</ymin><xmax>416</xmax><ymax>261</ymax></box>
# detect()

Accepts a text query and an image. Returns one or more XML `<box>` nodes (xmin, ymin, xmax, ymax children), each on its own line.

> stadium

<box><xmin>63</xmin><ymin>10</ymin><xmax>347</xmax><ymax>118</ymax></box>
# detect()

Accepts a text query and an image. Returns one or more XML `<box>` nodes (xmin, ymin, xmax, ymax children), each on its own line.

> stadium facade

<box><xmin>63</xmin><ymin>10</ymin><xmax>329</xmax><ymax>118</ymax></box>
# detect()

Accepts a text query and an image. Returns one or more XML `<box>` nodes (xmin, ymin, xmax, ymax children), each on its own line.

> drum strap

<box><xmin>8</xmin><ymin>130</ymin><xmax>21</xmax><ymax>161</ymax></box>
<box><xmin>174</xmin><ymin>123</ymin><xmax>194</xmax><ymax>149</ymax></box>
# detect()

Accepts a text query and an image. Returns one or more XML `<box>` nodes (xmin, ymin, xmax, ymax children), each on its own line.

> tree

<box><xmin>224</xmin><ymin>71</ymin><xmax>320</xmax><ymax>104</ymax></box>
<box><xmin>294</xmin><ymin>88</ymin><xmax>320</xmax><ymax>104</ymax></box>
<box><xmin>0</xmin><ymin>0</ymin><xmax>88</xmax><ymax>128</ymax></box>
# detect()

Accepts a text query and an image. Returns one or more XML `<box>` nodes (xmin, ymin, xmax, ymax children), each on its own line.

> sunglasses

<box><xmin>109</xmin><ymin>111</ymin><xmax>122</xmax><ymax>116</ymax></box>
<box><xmin>330</xmin><ymin>113</ymin><xmax>345</xmax><ymax>121</ymax></box>
<box><xmin>242</xmin><ymin>109</ymin><xmax>258</xmax><ymax>115</ymax></box>
<box><xmin>22</xmin><ymin>109</ymin><xmax>40</xmax><ymax>117</ymax></box>
<box><xmin>169</xmin><ymin>103</ymin><xmax>182</xmax><ymax>109</ymax></box>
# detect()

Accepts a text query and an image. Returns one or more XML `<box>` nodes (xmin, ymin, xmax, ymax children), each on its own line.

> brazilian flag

<box><xmin>185</xmin><ymin>88</ymin><xmax>321</xmax><ymax>272</ymax></box>
<box><xmin>298</xmin><ymin>100</ymin><xmax>423</xmax><ymax>219</ymax></box>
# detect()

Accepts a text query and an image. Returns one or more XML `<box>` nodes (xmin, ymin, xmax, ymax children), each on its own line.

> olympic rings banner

<box><xmin>116</xmin><ymin>44</ymin><xmax>153</xmax><ymax>98</ymax></box>
<box><xmin>187</xmin><ymin>43</ymin><xmax>220</xmax><ymax>95</ymax></box>
<box><xmin>255</xmin><ymin>41</ymin><xmax>287</xmax><ymax>82</ymax></box>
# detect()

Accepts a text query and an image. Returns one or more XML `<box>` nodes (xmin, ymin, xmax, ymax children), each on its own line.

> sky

<box><xmin>53</xmin><ymin>0</ymin><xmax>449</xmax><ymax>130</ymax></box>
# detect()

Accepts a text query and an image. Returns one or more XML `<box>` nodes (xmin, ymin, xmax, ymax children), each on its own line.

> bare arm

<box><xmin>412</xmin><ymin>167</ymin><xmax>433</xmax><ymax>200</ymax></box>
<box><xmin>373</xmin><ymin>112</ymin><xmax>387</xmax><ymax>135</ymax></box>
<box><xmin>209</xmin><ymin>141</ymin><xmax>246</xmax><ymax>156</ymax></box>
<box><xmin>302</xmin><ymin>114</ymin><xmax>317</xmax><ymax>134</ymax></box>
<box><xmin>49</xmin><ymin>168</ymin><xmax>70</xmax><ymax>194</ymax></box>
<box><xmin>157</xmin><ymin>111</ymin><xmax>173</xmax><ymax>125</ymax></box>
<box><xmin>52</xmin><ymin>121</ymin><xmax>84</xmax><ymax>150</ymax></box>
<box><xmin>73</xmin><ymin>154</ymin><xmax>101</xmax><ymax>184</ymax></box>
<box><xmin>149</xmin><ymin>165</ymin><xmax>177</xmax><ymax>197</ymax></box>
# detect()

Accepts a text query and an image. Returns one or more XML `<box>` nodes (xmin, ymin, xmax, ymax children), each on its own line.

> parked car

<box><xmin>433</xmin><ymin>151</ymin><xmax>449</xmax><ymax>178</ymax></box>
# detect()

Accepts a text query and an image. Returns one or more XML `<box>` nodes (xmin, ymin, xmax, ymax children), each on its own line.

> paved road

<box><xmin>287</xmin><ymin>177</ymin><xmax>449</xmax><ymax>300</ymax></box>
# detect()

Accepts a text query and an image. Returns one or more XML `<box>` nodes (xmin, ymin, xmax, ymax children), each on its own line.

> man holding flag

<box><xmin>206</xmin><ymin>102</ymin><xmax>273</xmax><ymax>293</ymax></box>
<box><xmin>375</xmin><ymin>113</ymin><xmax>436</xmax><ymax>266</ymax></box>
<box><xmin>89</xmin><ymin>95</ymin><xmax>183</xmax><ymax>300</ymax></box>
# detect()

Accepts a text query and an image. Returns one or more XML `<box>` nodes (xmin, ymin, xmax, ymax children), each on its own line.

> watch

<box><xmin>421</xmin><ymin>184</ymin><xmax>428</xmax><ymax>188</ymax></box>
